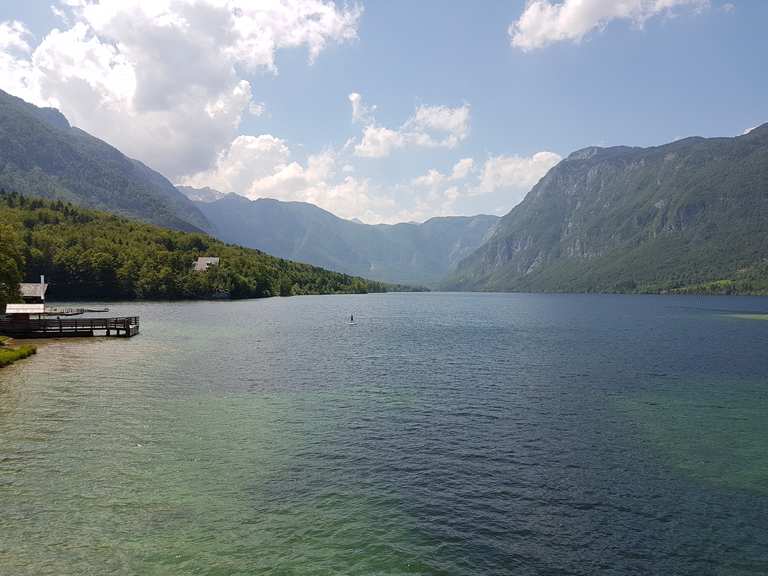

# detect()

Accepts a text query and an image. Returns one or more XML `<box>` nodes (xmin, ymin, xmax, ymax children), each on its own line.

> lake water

<box><xmin>1</xmin><ymin>293</ymin><xmax>768</xmax><ymax>575</ymax></box>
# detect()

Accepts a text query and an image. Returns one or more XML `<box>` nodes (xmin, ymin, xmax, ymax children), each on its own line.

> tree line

<box><xmin>0</xmin><ymin>191</ymin><xmax>413</xmax><ymax>307</ymax></box>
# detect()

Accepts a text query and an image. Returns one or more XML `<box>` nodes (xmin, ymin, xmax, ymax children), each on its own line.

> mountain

<box><xmin>178</xmin><ymin>186</ymin><xmax>227</xmax><ymax>203</ymax></box>
<box><xmin>447</xmin><ymin>124</ymin><xmax>768</xmax><ymax>294</ymax></box>
<box><xmin>181</xmin><ymin>189</ymin><xmax>499</xmax><ymax>287</ymax></box>
<box><xmin>0</xmin><ymin>89</ymin><xmax>210</xmax><ymax>233</ymax></box>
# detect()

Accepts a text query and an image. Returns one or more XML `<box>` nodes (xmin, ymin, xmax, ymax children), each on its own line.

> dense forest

<box><xmin>0</xmin><ymin>191</ymin><xmax>411</xmax><ymax>307</ymax></box>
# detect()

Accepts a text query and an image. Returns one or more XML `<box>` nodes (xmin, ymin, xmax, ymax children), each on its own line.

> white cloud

<box><xmin>353</xmin><ymin>98</ymin><xmax>471</xmax><ymax>158</ymax></box>
<box><xmin>248</xmin><ymin>101</ymin><xmax>266</xmax><ymax>117</ymax></box>
<box><xmin>0</xmin><ymin>0</ymin><xmax>361</xmax><ymax>178</ymax></box>
<box><xmin>0</xmin><ymin>21</ymin><xmax>32</xmax><ymax>53</ymax></box>
<box><xmin>509</xmin><ymin>0</ymin><xmax>708</xmax><ymax>51</ymax></box>
<box><xmin>450</xmin><ymin>157</ymin><xmax>474</xmax><ymax>180</ymax></box>
<box><xmin>405</xmin><ymin>152</ymin><xmax>559</xmax><ymax>218</ymax></box>
<box><xmin>179</xmin><ymin>135</ymin><xmax>396</xmax><ymax>222</ymax></box>
<box><xmin>405</xmin><ymin>104</ymin><xmax>470</xmax><ymax>144</ymax></box>
<box><xmin>348</xmin><ymin>92</ymin><xmax>375</xmax><ymax>124</ymax></box>
<box><xmin>355</xmin><ymin>125</ymin><xmax>405</xmax><ymax>158</ymax></box>
<box><xmin>412</xmin><ymin>158</ymin><xmax>474</xmax><ymax>189</ymax></box>
<box><xmin>721</xmin><ymin>2</ymin><xmax>735</xmax><ymax>13</ymax></box>
<box><xmin>472</xmin><ymin>152</ymin><xmax>562</xmax><ymax>205</ymax></box>
<box><xmin>411</xmin><ymin>169</ymin><xmax>446</xmax><ymax>189</ymax></box>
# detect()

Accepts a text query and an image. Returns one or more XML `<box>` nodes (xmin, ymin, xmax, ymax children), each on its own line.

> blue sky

<box><xmin>0</xmin><ymin>1</ymin><xmax>764</xmax><ymax>222</ymax></box>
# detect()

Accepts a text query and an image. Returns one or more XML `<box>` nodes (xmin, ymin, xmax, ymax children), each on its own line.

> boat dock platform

<box><xmin>0</xmin><ymin>316</ymin><xmax>140</xmax><ymax>338</ymax></box>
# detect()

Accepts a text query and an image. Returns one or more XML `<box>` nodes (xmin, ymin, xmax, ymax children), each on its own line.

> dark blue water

<box><xmin>1</xmin><ymin>293</ymin><xmax>767</xmax><ymax>575</ymax></box>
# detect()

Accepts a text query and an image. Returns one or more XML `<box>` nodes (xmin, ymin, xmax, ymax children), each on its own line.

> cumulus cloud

<box><xmin>450</xmin><ymin>157</ymin><xmax>474</xmax><ymax>180</ymax></box>
<box><xmin>0</xmin><ymin>20</ymin><xmax>32</xmax><ymax>53</ymax></box>
<box><xmin>472</xmin><ymin>152</ymin><xmax>562</xmax><ymax>203</ymax></box>
<box><xmin>412</xmin><ymin>158</ymin><xmax>474</xmax><ymax>189</ymax></box>
<box><xmin>355</xmin><ymin>125</ymin><xmax>406</xmax><ymax>158</ymax></box>
<box><xmin>405</xmin><ymin>151</ymin><xmax>560</xmax><ymax>219</ymax></box>
<box><xmin>509</xmin><ymin>0</ymin><xmax>708</xmax><ymax>51</ymax></box>
<box><xmin>179</xmin><ymin>135</ymin><xmax>395</xmax><ymax>222</ymax></box>
<box><xmin>0</xmin><ymin>0</ymin><xmax>361</xmax><ymax>178</ymax></box>
<box><xmin>352</xmin><ymin>98</ymin><xmax>471</xmax><ymax>158</ymax></box>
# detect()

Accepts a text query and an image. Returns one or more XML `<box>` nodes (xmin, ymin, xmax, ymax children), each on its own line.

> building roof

<box><xmin>19</xmin><ymin>283</ymin><xmax>48</xmax><ymax>300</ymax></box>
<box><xmin>193</xmin><ymin>257</ymin><xmax>220</xmax><ymax>272</ymax></box>
<box><xmin>6</xmin><ymin>304</ymin><xmax>46</xmax><ymax>315</ymax></box>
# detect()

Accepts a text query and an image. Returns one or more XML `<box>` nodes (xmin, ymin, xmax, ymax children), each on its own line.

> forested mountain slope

<box><xmin>447</xmin><ymin>125</ymin><xmax>768</xmax><ymax>294</ymax></box>
<box><xmin>0</xmin><ymin>192</ymin><xmax>406</xmax><ymax>303</ymax></box>
<box><xmin>0</xmin><ymin>90</ymin><xmax>210</xmax><ymax>232</ymax></box>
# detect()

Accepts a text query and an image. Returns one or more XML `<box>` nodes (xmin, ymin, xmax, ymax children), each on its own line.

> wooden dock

<box><xmin>0</xmin><ymin>316</ymin><xmax>139</xmax><ymax>338</ymax></box>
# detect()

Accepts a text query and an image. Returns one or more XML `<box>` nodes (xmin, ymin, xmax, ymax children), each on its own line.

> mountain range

<box><xmin>180</xmin><ymin>188</ymin><xmax>499</xmax><ymax>287</ymax></box>
<box><xmin>447</xmin><ymin>124</ymin><xmax>768</xmax><ymax>294</ymax></box>
<box><xmin>3</xmin><ymin>88</ymin><xmax>767</xmax><ymax>295</ymax></box>
<box><xmin>0</xmin><ymin>89</ymin><xmax>209</xmax><ymax>233</ymax></box>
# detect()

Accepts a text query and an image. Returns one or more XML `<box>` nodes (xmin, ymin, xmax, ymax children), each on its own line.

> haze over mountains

<box><xmin>2</xmin><ymin>89</ymin><xmax>767</xmax><ymax>294</ymax></box>
<box><xmin>181</xmin><ymin>188</ymin><xmax>498</xmax><ymax>287</ymax></box>
<box><xmin>447</xmin><ymin>125</ymin><xmax>768</xmax><ymax>294</ymax></box>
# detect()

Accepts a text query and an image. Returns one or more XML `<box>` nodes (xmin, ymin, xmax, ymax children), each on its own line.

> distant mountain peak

<box><xmin>742</xmin><ymin>122</ymin><xmax>768</xmax><ymax>137</ymax></box>
<box><xmin>192</xmin><ymin>192</ymin><xmax>499</xmax><ymax>287</ymax></box>
<box><xmin>448</xmin><ymin>126</ymin><xmax>768</xmax><ymax>293</ymax></box>
<box><xmin>177</xmin><ymin>185</ymin><xmax>228</xmax><ymax>203</ymax></box>
<box><xmin>37</xmin><ymin>107</ymin><xmax>70</xmax><ymax>130</ymax></box>
<box><xmin>566</xmin><ymin>146</ymin><xmax>603</xmax><ymax>161</ymax></box>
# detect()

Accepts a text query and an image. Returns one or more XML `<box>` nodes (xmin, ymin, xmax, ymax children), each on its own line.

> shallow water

<box><xmin>1</xmin><ymin>293</ymin><xmax>767</xmax><ymax>575</ymax></box>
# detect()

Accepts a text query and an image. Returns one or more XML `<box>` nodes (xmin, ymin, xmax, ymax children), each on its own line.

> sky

<box><xmin>0</xmin><ymin>0</ymin><xmax>764</xmax><ymax>224</ymax></box>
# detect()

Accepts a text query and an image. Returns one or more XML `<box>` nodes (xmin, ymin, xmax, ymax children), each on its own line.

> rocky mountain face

<box><xmin>447</xmin><ymin>125</ymin><xmax>768</xmax><ymax>293</ymax></box>
<box><xmin>0</xmin><ymin>89</ymin><xmax>210</xmax><ymax>233</ymax></box>
<box><xmin>184</xmin><ymin>190</ymin><xmax>499</xmax><ymax>287</ymax></box>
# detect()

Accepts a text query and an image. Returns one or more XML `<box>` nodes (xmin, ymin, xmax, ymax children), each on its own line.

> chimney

<box><xmin>41</xmin><ymin>275</ymin><xmax>45</xmax><ymax>302</ymax></box>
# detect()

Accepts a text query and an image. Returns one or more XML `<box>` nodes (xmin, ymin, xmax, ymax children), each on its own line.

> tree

<box><xmin>0</xmin><ymin>222</ymin><xmax>25</xmax><ymax>309</ymax></box>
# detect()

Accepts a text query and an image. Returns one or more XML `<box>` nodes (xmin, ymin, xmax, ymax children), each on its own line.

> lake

<box><xmin>1</xmin><ymin>293</ymin><xmax>767</xmax><ymax>575</ymax></box>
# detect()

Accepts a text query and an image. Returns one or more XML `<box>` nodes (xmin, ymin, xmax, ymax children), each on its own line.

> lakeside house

<box><xmin>20</xmin><ymin>276</ymin><xmax>48</xmax><ymax>304</ymax></box>
<box><xmin>193</xmin><ymin>257</ymin><xmax>220</xmax><ymax>272</ymax></box>
<box><xmin>5</xmin><ymin>276</ymin><xmax>47</xmax><ymax>321</ymax></box>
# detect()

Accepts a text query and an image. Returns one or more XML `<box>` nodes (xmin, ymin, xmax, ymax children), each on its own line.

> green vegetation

<box><xmin>0</xmin><ymin>336</ymin><xmax>36</xmax><ymax>368</ymax></box>
<box><xmin>0</xmin><ymin>191</ymin><xmax>412</xmax><ymax>301</ymax></box>
<box><xmin>0</xmin><ymin>88</ymin><xmax>209</xmax><ymax>232</ymax></box>
<box><xmin>0</xmin><ymin>220</ymin><xmax>24</xmax><ymax>309</ymax></box>
<box><xmin>448</xmin><ymin>124</ymin><xmax>768</xmax><ymax>295</ymax></box>
<box><xmin>622</xmin><ymin>383</ymin><xmax>768</xmax><ymax>494</ymax></box>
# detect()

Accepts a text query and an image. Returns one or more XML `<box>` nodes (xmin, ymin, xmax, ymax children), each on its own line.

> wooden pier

<box><xmin>0</xmin><ymin>316</ymin><xmax>139</xmax><ymax>338</ymax></box>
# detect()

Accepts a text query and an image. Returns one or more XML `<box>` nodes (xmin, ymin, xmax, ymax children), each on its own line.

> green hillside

<box><xmin>0</xmin><ymin>89</ymin><xmax>210</xmax><ymax>233</ymax></box>
<box><xmin>447</xmin><ymin>124</ymin><xmax>768</xmax><ymax>295</ymax></box>
<box><xmin>0</xmin><ymin>191</ymin><xmax>410</xmax><ymax>305</ymax></box>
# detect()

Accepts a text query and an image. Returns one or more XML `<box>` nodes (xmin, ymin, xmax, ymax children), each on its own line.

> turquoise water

<box><xmin>1</xmin><ymin>293</ymin><xmax>768</xmax><ymax>575</ymax></box>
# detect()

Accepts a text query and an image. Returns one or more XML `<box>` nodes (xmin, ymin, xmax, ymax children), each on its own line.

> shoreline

<box><xmin>0</xmin><ymin>336</ymin><xmax>37</xmax><ymax>368</ymax></box>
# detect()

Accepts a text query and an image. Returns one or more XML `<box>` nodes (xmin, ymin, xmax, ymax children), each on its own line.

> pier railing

<box><xmin>0</xmin><ymin>316</ymin><xmax>140</xmax><ymax>338</ymax></box>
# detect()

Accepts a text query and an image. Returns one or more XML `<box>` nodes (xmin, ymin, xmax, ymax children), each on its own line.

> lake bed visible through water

<box><xmin>1</xmin><ymin>293</ymin><xmax>767</xmax><ymax>575</ymax></box>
